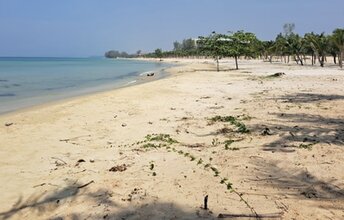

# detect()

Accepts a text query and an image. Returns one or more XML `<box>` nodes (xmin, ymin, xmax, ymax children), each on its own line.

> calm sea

<box><xmin>0</xmin><ymin>57</ymin><xmax>171</xmax><ymax>114</ymax></box>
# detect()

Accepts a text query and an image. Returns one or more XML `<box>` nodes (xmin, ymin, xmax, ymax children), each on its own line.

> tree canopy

<box><xmin>107</xmin><ymin>25</ymin><xmax>344</xmax><ymax>69</ymax></box>
<box><xmin>105</xmin><ymin>50</ymin><xmax>131</xmax><ymax>58</ymax></box>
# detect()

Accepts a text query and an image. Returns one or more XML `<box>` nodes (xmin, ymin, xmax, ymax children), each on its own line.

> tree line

<box><xmin>104</xmin><ymin>50</ymin><xmax>143</xmax><ymax>58</ymax></box>
<box><xmin>144</xmin><ymin>24</ymin><xmax>344</xmax><ymax>71</ymax></box>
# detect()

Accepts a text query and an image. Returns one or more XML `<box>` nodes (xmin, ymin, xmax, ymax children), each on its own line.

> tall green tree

<box><xmin>155</xmin><ymin>48</ymin><xmax>163</xmax><ymax>61</ymax></box>
<box><xmin>283</xmin><ymin>23</ymin><xmax>295</xmax><ymax>37</ymax></box>
<box><xmin>287</xmin><ymin>33</ymin><xmax>305</xmax><ymax>65</ymax></box>
<box><xmin>260</xmin><ymin>41</ymin><xmax>275</xmax><ymax>63</ymax></box>
<box><xmin>332</xmin><ymin>28</ymin><xmax>344</xmax><ymax>68</ymax></box>
<box><xmin>173</xmin><ymin>41</ymin><xmax>182</xmax><ymax>51</ymax></box>
<box><xmin>198</xmin><ymin>32</ymin><xmax>229</xmax><ymax>71</ymax></box>
<box><xmin>328</xmin><ymin>36</ymin><xmax>339</xmax><ymax>64</ymax></box>
<box><xmin>307</xmin><ymin>33</ymin><xmax>329</xmax><ymax>67</ymax></box>
<box><xmin>304</xmin><ymin>32</ymin><xmax>317</xmax><ymax>65</ymax></box>
<box><xmin>182</xmin><ymin>38</ymin><xmax>197</xmax><ymax>51</ymax></box>
<box><xmin>273</xmin><ymin>33</ymin><xmax>289</xmax><ymax>62</ymax></box>
<box><xmin>225</xmin><ymin>31</ymin><xmax>260</xmax><ymax>69</ymax></box>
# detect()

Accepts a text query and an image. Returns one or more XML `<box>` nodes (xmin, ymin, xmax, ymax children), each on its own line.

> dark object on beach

<box><xmin>261</xmin><ymin>127</ymin><xmax>273</xmax><ymax>136</ymax></box>
<box><xmin>269</xmin><ymin>72</ymin><xmax>285</xmax><ymax>77</ymax></box>
<box><xmin>301</xmin><ymin>187</ymin><xmax>318</xmax><ymax>198</ymax></box>
<box><xmin>5</xmin><ymin>122</ymin><xmax>13</xmax><ymax>127</ymax></box>
<box><xmin>33</xmin><ymin>183</ymin><xmax>46</xmax><ymax>188</ymax></box>
<box><xmin>75</xmin><ymin>159</ymin><xmax>86</xmax><ymax>166</ymax></box>
<box><xmin>77</xmin><ymin>180</ymin><xmax>94</xmax><ymax>189</ymax></box>
<box><xmin>109</xmin><ymin>164</ymin><xmax>127</xmax><ymax>172</ymax></box>
<box><xmin>218</xmin><ymin>213</ymin><xmax>282</xmax><ymax>218</ymax></box>
<box><xmin>146</xmin><ymin>72</ymin><xmax>155</xmax><ymax>77</ymax></box>
<box><xmin>186</xmin><ymin>143</ymin><xmax>206</xmax><ymax>149</ymax></box>
<box><xmin>52</xmin><ymin>157</ymin><xmax>67</xmax><ymax>166</ymax></box>
<box><xmin>200</xmin><ymin>96</ymin><xmax>211</xmax><ymax>99</ymax></box>
<box><xmin>121</xmin><ymin>123</ymin><xmax>127</xmax><ymax>127</ymax></box>
<box><xmin>204</xmin><ymin>195</ymin><xmax>208</xmax><ymax>210</ymax></box>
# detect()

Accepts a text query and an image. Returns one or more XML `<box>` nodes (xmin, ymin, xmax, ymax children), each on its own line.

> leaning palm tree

<box><xmin>273</xmin><ymin>33</ymin><xmax>289</xmax><ymax>63</ymax></box>
<box><xmin>331</xmin><ymin>28</ymin><xmax>344</xmax><ymax>68</ymax></box>
<box><xmin>307</xmin><ymin>33</ymin><xmax>329</xmax><ymax>67</ymax></box>
<box><xmin>328</xmin><ymin>35</ymin><xmax>339</xmax><ymax>64</ymax></box>
<box><xmin>304</xmin><ymin>32</ymin><xmax>317</xmax><ymax>65</ymax></box>
<box><xmin>261</xmin><ymin>41</ymin><xmax>275</xmax><ymax>62</ymax></box>
<box><xmin>287</xmin><ymin>33</ymin><xmax>305</xmax><ymax>65</ymax></box>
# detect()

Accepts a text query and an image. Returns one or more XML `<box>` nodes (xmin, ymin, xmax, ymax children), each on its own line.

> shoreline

<box><xmin>0</xmin><ymin>59</ymin><xmax>179</xmax><ymax>118</ymax></box>
<box><xmin>0</xmin><ymin>58</ymin><xmax>343</xmax><ymax>219</ymax></box>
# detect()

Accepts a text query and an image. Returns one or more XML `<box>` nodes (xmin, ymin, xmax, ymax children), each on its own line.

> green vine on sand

<box><xmin>210</xmin><ymin>115</ymin><xmax>250</xmax><ymax>133</ymax></box>
<box><xmin>130</xmin><ymin>133</ymin><xmax>258</xmax><ymax>217</ymax></box>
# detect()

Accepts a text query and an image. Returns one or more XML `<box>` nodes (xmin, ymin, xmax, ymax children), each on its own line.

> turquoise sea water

<box><xmin>0</xmin><ymin>57</ymin><xmax>171</xmax><ymax>114</ymax></box>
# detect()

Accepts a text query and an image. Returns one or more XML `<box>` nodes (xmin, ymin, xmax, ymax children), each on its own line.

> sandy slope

<box><xmin>0</xmin><ymin>59</ymin><xmax>343</xmax><ymax>220</ymax></box>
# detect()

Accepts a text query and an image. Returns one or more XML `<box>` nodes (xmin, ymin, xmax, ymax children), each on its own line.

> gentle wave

<box><xmin>0</xmin><ymin>57</ymin><xmax>173</xmax><ymax>113</ymax></box>
<box><xmin>126</xmin><ymin>80</ymin><xmax>137</xmax><ymax>85</ymax></box>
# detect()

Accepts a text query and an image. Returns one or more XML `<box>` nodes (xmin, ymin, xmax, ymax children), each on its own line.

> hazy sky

<box><xmin>0</xmin><ymin>0</ymin><xmax>343</xmax><ymax>57</ymax></box>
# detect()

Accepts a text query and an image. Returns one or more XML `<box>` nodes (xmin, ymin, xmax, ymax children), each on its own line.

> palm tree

<box><xmin>273</xmin><ymin>33</ymin><xmax>289</xmax><ymax>63</ymax></box>
<box><xmin>332</xmin><ymin>28</ymin><xmax>344</xmax><ymax>68</ymax></box>
<box><xmin>304</xmin><ymin>32</ymin><xmax>317</xmax><ymax>65</ymax></box>
<box><xmin>328</xmin><ymin>36</ymin><xmax>339</xmax><ymax>64</ymax></box>
<box><xmin>307</xmin><ymin>33</ymin><xmax>328</xmax><ymax>67</ymax></box>
<box><xmin>287</xmin><ymin>33</ymin><xmax>305</xmax><ymax>65</ymax></box>
<box><xmin>261</xmin><ymin>41</ymin><xmax>275</xmax><ymax>63</ymax></box>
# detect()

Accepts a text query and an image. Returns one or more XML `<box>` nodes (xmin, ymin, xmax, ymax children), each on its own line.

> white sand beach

<box><xmin>0</xmin><ymin>59</ymin><xmax>343</xmax><ymax>219</ymax></box>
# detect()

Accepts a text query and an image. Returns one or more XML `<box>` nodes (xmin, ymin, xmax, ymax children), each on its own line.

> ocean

<box><xmin>0</xmin><ymin>57</ymin><xmax>172</xmax><ymax>114</ymax></box>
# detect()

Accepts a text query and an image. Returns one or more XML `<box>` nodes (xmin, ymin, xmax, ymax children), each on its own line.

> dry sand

<box><xmin>0</xmin><ymin>58</ymin><xmax>343</xmax><ymax>220</ymax></box>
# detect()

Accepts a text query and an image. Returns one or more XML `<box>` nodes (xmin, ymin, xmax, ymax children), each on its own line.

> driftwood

<box><xmin>51</xmin><ymin>157</ymin><xmax>67</xmax><ymax>165</ymax></box>
<box><xmin>77</xmin><ymin>180</ymin><xmax>94</xmax><ymax>189</ymax></box>
<box><xmin>204</xmin><ymin>195</ymin><xmax>208</xmax><ymax>210</ymax></box>
<box><xmin>218</xmin><ymin>212</ymin><xmax>282</xmax><ymax>219</ymax></box>
<box><xmin>109</xmin><ymin>164</ymin><xmax>127</xmax><ymax>172</ymax></box>
<box><xmin>59</xmin><ymin>134</ymin><xmax>91</xmax><ymax>142</ymax></box>
<box><xmin>33</xmin><ymin>183</ymin><xmax>46</xmax><ymax>188</ymax></box>
<box><xmin>268</xmin><ymin>72</ymin><xmax>285</xmax><ymax>77</ymax></box>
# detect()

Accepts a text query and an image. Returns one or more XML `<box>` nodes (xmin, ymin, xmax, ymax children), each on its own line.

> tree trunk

<box><xmin>333</xmin><ymin>54</ymin><xmax>337</xmax><ymax>64</ymax></box>
<box><xmin>235</xmin><ymin>55</ymin><xmax>239</xmax><ymax>70</ymax></box>
<box><xmin>314</xmin><ymin>54</ymin><xmax>317</xmax><ymax>64</ymax></box>
<box><xmin>216</xmin><ymin>57</ymin><xmax>220</xmax><ymax>72</ymax></box>
<box><xmin>319</xmin><ymin>55</ymin><xmax>324</xmax><ymax>67</ymax></box>
<box><xmin>339</xmin><ymin>51</ymin><xmax>343</xmax><ymax>68</ymax></box>
<box><xmin>311</xmin><ymin>53</ymin><xmax>314</xmax><ymax>65</ymax></box>
<box><xmin>303</xmin><ymin>55</ymin><xmax>306</xmax><ymax>64</ymax></box>
<box><xmin>297</xmin><ymin>54</ymin><xmax>303</xmax><ymax>66</ymax></box>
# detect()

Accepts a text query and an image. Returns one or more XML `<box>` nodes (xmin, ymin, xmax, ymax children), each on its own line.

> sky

<box><xmin>0</xmin><ymin>0</ymin><xmax>343</xmax><ymax>57</ymax></box>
